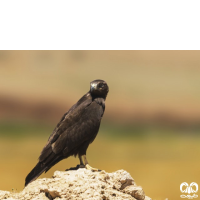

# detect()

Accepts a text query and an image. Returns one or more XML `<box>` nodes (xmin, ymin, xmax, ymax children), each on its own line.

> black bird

<box><xmin>25</xmin><ymin>79</ymin><xmax>109</xmax><ymax>186</ymax></box>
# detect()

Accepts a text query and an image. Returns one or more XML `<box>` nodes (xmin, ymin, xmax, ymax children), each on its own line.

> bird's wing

<box><xmin>39</xmin><ymin>93</ymin><xmax>104</xmax><ymax>162</ymax></box>
<box><xmin>47</xmin><ymin>93</ymin><xmax>91</xmax><ymax>144</ymax></box>
<box><xmin>51</xmin><ymin>99</ymin><xmax>103</xmax><ymax>155</ymax></box>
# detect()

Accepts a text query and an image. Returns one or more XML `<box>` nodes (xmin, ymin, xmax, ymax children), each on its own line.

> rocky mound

<box><xmin>0</xmin><ymin>169</ymin><xmax>152</xmax><ymax>200</ymax></box>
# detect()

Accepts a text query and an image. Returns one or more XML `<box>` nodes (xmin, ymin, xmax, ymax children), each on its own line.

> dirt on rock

<box><xmin>0</xmin><ymin>169</ymin><xmax>152</xmax><ymax>200</ymax></box>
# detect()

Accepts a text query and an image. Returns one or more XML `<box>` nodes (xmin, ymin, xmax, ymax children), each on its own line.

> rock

<box><xmin>123</xmin><ymin>185</ymin><xmax>145</xmax><ymax>200</ymax></box>
<box><xmin>145</xmin><ymin>196</ymin><xmax>152</xmax><ymax>200</ymax></box>
<box><xmin>0</xmin><ymin>169</ymin><xmax>152</xmax><ymax>200</ymax></box>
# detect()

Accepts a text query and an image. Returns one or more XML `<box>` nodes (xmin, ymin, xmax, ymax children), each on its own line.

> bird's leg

<box><xmin>78</xmin><ymin>155</ymin><xmax>85</xmax><ymax>168</ymax></box>
<box><xmin>83</xmin><ymin>155</ymin><xmax>99</xmax><ymax>171</ymax></box>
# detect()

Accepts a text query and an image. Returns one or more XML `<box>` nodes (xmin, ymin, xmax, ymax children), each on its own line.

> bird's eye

<box><xmin>98</xmin><ymin>83</ymin><xmax>104</xmax><ymax>88</ymax></box>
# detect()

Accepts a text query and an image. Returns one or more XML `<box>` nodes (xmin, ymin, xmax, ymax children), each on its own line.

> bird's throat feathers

<box><xmin>86</xmin><ymin>92</ymin><xmax>105</xmax><ymax>108</ymax></box>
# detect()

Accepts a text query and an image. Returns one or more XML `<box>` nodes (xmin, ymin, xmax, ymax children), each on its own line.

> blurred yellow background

<box><xmin>0</xmin><ymin>51</ymin><xmax>200</xmax><ymax>200</ymax></box>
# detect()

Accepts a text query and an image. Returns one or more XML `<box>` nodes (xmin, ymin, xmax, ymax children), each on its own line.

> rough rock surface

<box><xmin>0</xmin><ymin>169</ymin><xmax>152</xmax><ymax>200</ymax></box>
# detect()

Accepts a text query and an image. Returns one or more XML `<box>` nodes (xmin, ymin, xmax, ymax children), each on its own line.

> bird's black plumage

<box><xmin>25</xmin><ymin>79</ymin><xmax>109</xmax><ymax>186</ymax></box>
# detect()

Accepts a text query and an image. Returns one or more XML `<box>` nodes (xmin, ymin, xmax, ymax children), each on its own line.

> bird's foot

<box><xmin>85</xmin><ymin>164</ymin><xmax>100</xmax><ymax>172</ymax></box>
<box><xmin>66</xmin><ymin>164</ymin><xmax>85</xmax><ymax>171</ymax></box>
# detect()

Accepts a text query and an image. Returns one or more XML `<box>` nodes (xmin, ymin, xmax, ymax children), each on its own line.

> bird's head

<box><xmin>90</xmin><ymin>79</ymin><xmax>109</xmax><ymax>99</ymax></box>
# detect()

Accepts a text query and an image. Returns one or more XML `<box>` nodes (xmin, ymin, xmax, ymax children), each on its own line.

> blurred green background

<box><xmin>0</xmin><ymin>51</ymin><xmax>200</xmax><ymax>200</ymax></box>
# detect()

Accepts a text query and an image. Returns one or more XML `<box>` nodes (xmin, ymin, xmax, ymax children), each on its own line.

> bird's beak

<box><xmin>90</xmin><ymin>83</ymin><xmax>97</xmax><ymax>92</ymax></box>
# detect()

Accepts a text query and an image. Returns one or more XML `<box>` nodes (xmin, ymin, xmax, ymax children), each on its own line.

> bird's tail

<box><xmin>25</xmin><ymin>154</ymin><xmax>64</xmax><ymax>187</ymax></box>
<box><xmin>25</xmin><ymin>161</ymin><xmax>48</xmax><ymax>187</ymax></box>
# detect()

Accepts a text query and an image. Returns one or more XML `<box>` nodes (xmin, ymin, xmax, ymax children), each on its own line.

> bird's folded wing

<box><xmin>39</xmin><ymin>97</ymin><xmax>94</xmax><ymax>161</ymax></box>
<box><xmin>51</xmin><ymin>100</ymin><xmax>102</xmax><ymax>155</ymax></box>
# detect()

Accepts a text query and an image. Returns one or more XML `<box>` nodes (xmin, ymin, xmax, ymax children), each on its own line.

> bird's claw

<box><xmin>85</xmin><ymin>164</ymin><xmax>99</xmax><ymax>171</ymax></box>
